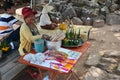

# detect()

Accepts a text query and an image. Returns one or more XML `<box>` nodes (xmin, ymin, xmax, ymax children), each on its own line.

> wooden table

<box><xmin>18</xmin><ymin>41</ymin><xmax>90</xmax><ymax>80</ymax></box>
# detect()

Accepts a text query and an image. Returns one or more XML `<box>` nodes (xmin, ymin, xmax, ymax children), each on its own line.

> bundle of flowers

<box><xmin>62</xmin><ymin>28</ymin><xmax>84</xmax><ymax>47</ymax></box>
<box><xmin>0</xmin><ymin>40</ymin><xmax>11</xmax><ymax>53</ymax></box>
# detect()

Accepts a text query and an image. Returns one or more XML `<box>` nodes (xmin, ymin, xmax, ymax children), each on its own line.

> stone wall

<box><xmin>0</xmin><ymin>0</ymin><xmax>120</xmax><ymax>26</ymax></box>
<box><xmin>48</xmin><ymin>0</ymin><xmax>120</xmax><ymax>26</ymax></box>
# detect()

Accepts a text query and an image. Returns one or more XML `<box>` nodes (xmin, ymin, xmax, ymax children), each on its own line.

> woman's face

<box><xmin>7</xmin><ymin>7</ymin><xmax>16</xmax><ymax>15</ymax></box>
<box><xmin>11</xmin><ymin>7</ymin><xmax>16</xmax><ymax>14</ymax></box>
<box><xmin>25</xmin><ymin>14</ymin><xmax>36</xmax><ymax>24</ymax></box>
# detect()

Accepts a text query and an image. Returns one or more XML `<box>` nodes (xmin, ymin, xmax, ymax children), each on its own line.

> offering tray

<box><xmin>62</xmin><ymin>39</ymin><xmax>84</xmax><ymax>48</ymax></box>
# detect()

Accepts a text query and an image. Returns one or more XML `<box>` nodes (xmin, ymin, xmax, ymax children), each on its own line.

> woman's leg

<box><xmin>5</xmin><ymin>27</ymin><xmax>20</xmax><ymax>43</ymax></box>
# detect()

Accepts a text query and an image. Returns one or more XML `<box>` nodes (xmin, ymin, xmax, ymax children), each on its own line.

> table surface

<box><xmin>18</xmin><ymin>41</ymin><xmax>90</xmax><ymax>74</ymax></box>
<box><xmin>39</xmin><ymin>25</ymin><xmax>92</xmax><ymax>41</ymax></box>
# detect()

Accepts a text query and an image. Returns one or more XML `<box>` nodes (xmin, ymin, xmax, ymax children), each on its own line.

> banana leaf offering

<box><xmin>62</xmin><ymin>28</ymin><xmax>84</xmax><ymax>47</ymax></box>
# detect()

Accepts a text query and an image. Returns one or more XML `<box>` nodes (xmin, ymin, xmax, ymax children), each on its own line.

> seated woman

<box><xmin>18</xmin><ymin>7</ymin><xmax>48</xmax><ymax>56</ymax></box>
<box><xmin>0</xmin><ymin>1</ymin><xmax>23</xmax><ymax>49</ymax></box>
<box><xmin>39</xmin><ymin>4</ymin><xmax>58</xmax><ymax>30</ymax></box>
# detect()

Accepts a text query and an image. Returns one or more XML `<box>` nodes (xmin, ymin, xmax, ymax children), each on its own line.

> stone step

<box><xmin>2</xmin><ymin>64</ymin><xmax>26</xmax><ymax>80</ymax></box>
<box><xmin>0</xmin><ymin>50</ymin><xmax>26</xmax><ymax>80</ymax></box>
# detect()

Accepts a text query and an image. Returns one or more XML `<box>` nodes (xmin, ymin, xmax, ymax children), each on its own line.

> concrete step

<box><xmin>0</xmin><ymin>50</ymin><xmax>26</xmax><ymax>80</ymax></box>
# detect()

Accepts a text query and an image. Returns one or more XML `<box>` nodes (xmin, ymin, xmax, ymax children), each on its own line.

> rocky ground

<box><xmin>75</xmin><ymin>24</ymin><xmax>120</xmax><ymax>80</ymax></box>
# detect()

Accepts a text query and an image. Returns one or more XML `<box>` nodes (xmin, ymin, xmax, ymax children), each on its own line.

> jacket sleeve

<box><xmin>21</xmin><ymin>24</ymin><xmax>42</xmax><ymax>43</ymax></box>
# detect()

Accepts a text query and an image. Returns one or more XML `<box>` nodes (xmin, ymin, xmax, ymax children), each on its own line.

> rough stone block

<box><xmin>85</xmin><ymin>52</ymin><xmax>101</xmax><ymax>66</ymax></box>
<box><xmin>72</xmin><ymin>17</ymin><xmax>83</xmax><ymax>25</ymax></box>
<box><xmin>103</xmin><ymin>50</ymin><xmax>120</xmax><ymax>58</ymax></box>
<box><xmin>83</xmin><ymin>66</ymin><xmax>108</xmax><ymax>80</ymax></box>
<box><xmin>93</xmin><ymin>19</ymin><xmax>105</xmax><ymax>27</ymax></box>
<box><xmin>101</xmin><ymin>57</ymin><xmax>117</xmax><ymax>63</ymax></box>
<box><xmin>108</xmin><ymin>73</ymin><xmax>120</xmax><ymax>79</ymax></box>
<box><xmin>61</xmin><ymin>6</ymin><xmax>77</xmax><ymax>21</ymax></box>
<box><xmin>116</xmin><ymin>63</ymin><xmax>120</xmax><ymax>75</ymax></box>
<box><xmin>97</xmin><ymin>62</ymin><xmax>118</xmax><ymax>73</ymax></box>
<box><xmin>84</xmin><ymin>17</ymin><xmax>93</xmax><ymax>26</ymax></box>
<box><xmin>106</xmin><ymin>13</ymin><xmax>120</xmax><ymax>25</ymax></box>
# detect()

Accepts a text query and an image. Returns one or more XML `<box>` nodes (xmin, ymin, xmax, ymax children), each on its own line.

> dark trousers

<box><xmin>5</xmin><ymin>27</ymin><xmax>20</xmax><ymax>43</ymax></box>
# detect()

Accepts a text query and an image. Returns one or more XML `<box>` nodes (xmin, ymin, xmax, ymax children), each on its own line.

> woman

<box><xmin>19</xmin><ymin>7</ymin><xmax>43</xmax><ymax>56</ymax></box>
<box><xmin>0</xmin><ymin>1</ymin><xmax>23</xmax><ymax>49</ymax></box>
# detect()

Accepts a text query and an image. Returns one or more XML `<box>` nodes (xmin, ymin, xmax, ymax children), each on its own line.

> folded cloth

<box><xmin>23</xmin><ymin>53</ymin><xmax>46</xmax><ymax>64</ymax></box>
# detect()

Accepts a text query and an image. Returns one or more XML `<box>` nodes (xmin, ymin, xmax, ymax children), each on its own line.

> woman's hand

<box><xmin>41</xmin><ymin>23</ymin><xmax>58</xmax><ymax>30</ymax></box>
<box><xmin>42</xmin><ymin>34</ymin><xmax>50</xmax><ymax>40</ymax></box>
<box><xmin>51</xmin><ymin>23</ymin><xmax>58</xmax><ymax>29</ymax></box>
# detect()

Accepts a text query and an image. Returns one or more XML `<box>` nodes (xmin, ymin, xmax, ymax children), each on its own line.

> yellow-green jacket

<box><xmin>18</xmin><ymin>22</ymin><xmax>42</xmax><ymax>56</ymax></box>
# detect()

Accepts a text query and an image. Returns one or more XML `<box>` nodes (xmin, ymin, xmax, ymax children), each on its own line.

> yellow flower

<box><xmin>2</xmin><ymin>47</ymin><xmax>10</xmax><ymax>52</ymax></box>
<box><xmin>59</xmin><ymin>23</ymin><xmax>67</xmax><ymax>30</ymax></box>
<box><xmin>63</xmin><ymin>38</ymin><xmax>68</xmax><ymax>42</ymax></box>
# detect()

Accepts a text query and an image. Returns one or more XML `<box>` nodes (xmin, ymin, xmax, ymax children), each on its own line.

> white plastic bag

<box><xmin>39</xmin><ymin>4</ymin><xmax>53</xmax><ymax>26</ymax></box>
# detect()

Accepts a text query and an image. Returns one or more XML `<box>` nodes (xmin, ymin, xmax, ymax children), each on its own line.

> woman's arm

<box><xmin>21</xmin><ymin>24</ymin><xmax>42</xmax><ymax>43</ymax></box>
